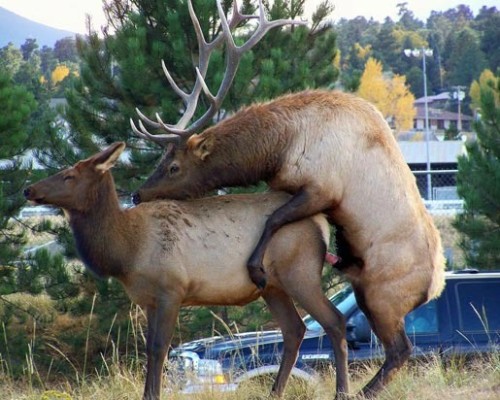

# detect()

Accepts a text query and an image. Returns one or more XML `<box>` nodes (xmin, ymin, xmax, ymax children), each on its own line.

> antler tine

<box><xmin>130</xmin><ymin>118</ymin><xmax>180</xmax><ymax>147</ymax></box>
<box><xmin>136</xmin><ymin>107</ymin><xmax>161</xmax><ymax>129</ymax></box>
<box><xmin>173</xmin><ymin>0</ymin><xmax>258</xmax><ymax>130</ymax></box>
<box><xmin>154</xmin><ymin>113</ymin><xmax>194</xmax><ymax>135</ymax></box>
<box><xmin>161</xmin><ymin>60</ymin><xmax>190</xmax><ymax>102</ymax></box>
<box><xmin>134</xmin><ymin>0</ymin><xmax>304</xmax><ymax>142</ymax></box>
<box><xmin>238</xmin><ymin>0</ymin><xmax>307</xmax><ymax>54</ymax></box>
<box><xmin>183</xmin><ymin>0</ymin><xmax>306</xmax><ymax>134</ymax></box>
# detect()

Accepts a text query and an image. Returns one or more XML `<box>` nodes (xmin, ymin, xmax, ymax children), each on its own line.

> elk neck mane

<box><xmin>199</xmin><ymin>101</ymin><xmax>289</xmax><ymax>187</ymax></box>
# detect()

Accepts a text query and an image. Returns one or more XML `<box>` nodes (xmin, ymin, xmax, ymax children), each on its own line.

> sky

<box><xmin>0</xmin><ymin>0</ymin><xmax>497</xmax><ymax>34</ymax></box>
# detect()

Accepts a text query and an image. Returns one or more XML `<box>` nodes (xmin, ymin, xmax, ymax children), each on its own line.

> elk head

<box><xmin>24</xmin><ymin>143</ymin><xmax>126</xmax><ymax>211</ymax></box>
<box><xmin>130</xmin><ymin>0</ymin><xmax>305</xmax><ymax>204</ymax></box>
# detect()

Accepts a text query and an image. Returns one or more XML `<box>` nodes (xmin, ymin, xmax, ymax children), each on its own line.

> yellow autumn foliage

<box><xmin>354</xmin><ymin>43</ymin><xmax>372</xmax><ymax>61</ymax></box>
<box><xmin>51</xmin><ymin>64</ymin><xmax>71</xmax><ymax>85</ymax></box>
<box><xmin>358</xmin><ymin>57</ymin><xmax>415</xmax><ymax>134</ymax></box>
<box><xmin>357</xmin><ymin>58</ymin><xmax>390</xmax><ymax>115</ymax></box>
<box><xmin>392</xmin><ymin>28</ymin><xmax>427</xmax><ymax>49</ymax></box>
<box><xmin>388</xmin><ymin>74</ymin><xmax>416</xmax><ymax>132</ymax></box>
<box><xmin>469</xmin><ymin>69</ymin><xmax>499</xmax><ymax>111</ymax></box>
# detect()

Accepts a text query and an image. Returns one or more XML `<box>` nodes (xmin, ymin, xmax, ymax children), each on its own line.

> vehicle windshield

<box><xmin>304</xmin><ymin>285</ymin><xmax>356</xmax><ymax>331</ymax></box>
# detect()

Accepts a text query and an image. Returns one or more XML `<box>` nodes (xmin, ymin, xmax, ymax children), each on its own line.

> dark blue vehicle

<box><xmin>169</xmin><ymin>270</ymin><xmax>500</xmax><ymax>393</ymax></box>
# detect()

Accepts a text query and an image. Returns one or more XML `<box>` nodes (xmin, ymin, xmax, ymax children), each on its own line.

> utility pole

<box><xmin>452</xmin><ymin>85</ymin><xmax>466</xmax><ymax>132</ymax></box>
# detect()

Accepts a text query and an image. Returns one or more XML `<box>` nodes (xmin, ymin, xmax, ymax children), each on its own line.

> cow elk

<box><xmin>24</xmin><ymin>142</ymin><xmax>350</xmax><ymax>400</ymax></box>
<box><xmin>130</xmin><ymin>4</ymin><xmax>446</xmax><ymax>399</ymax></box>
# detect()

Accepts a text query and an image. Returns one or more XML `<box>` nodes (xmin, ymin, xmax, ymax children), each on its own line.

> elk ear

<box><xmin>94</xmin><ymin>142</ymin><xmax>126</xmax><ymax>172</ymax></box>
<box><xmin>187</xmin><ymin>135</ymin><xmax>214</xmax><ymax>161</ymax></box>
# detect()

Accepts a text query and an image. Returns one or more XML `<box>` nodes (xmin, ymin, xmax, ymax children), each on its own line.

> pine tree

<box><xmin>453</xmin><ymin>71</ymin><xmax>500</xmax><ymax>269</ymax></box>
<box><xmin>0</xmin><ymin>71</ymin><xmax>36</xmax><ymax>291</ymax></box>
<box><xmin>0</xmin><ymin>45</ymin><xmax>74</xmax><ymax>299</ymax></box>
<box><xmin>446</xmin><ymin>27</ymin><xmax>487</xmax><ymax>88</ymax></box>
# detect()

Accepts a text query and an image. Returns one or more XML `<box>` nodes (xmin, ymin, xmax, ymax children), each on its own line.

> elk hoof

<box><xmin>248</xmin><ymin>265</ymin><xmax>267</xmax><ymax>290</ymax></box>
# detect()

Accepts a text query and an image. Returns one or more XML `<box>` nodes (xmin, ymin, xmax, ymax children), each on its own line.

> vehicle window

<box><xmin>304</xmin><ymin>287</ymin><xmax>355</xmax><ymax>331</ymax></box>
<box><xmin>405</xmin><ymin>300</ymin><xmax>438</xmax><ymax>334</ymax></box>
<box><xmin>456</xmin><ymin>281</ymin><xmax>500</xmax><ymax>332</ymax></box>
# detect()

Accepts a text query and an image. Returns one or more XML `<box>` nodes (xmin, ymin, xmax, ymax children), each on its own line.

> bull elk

<box><xmin>24</xmin><ymin>142</ymin><xmax>350</xmax><ymax>400</ymax></box>
<box><xmin>130</xmin><ymin>4</ymin><xmax>446</xmax><ymax>399</ymax></box>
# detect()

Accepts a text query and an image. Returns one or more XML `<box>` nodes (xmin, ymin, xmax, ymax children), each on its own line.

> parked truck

<box><xmin>168</xmin><ymin>270</ymin><xmax>500</xmax><ymax>393</ymax></box>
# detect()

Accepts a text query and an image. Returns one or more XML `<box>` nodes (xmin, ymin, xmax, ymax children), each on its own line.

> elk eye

<box><xmin>169</xmin><ymin>164</ymin><xmax>179</xmax><ymax>175</ymax></box>
<box><xmin>64</xmin><ymin>175</ymin><xmax>75</xmax><ymax>182</ymax></box>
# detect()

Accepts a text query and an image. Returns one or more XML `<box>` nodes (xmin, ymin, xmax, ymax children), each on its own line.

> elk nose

<box><xmin>23</xmin><ymin>187</ymin><xmax>32</xmax><ymax>199</ymax></box>
<box><xmin>132</xmin><ymin>192</ymin><xmax>141</xmax><ymax>205</ymax></box>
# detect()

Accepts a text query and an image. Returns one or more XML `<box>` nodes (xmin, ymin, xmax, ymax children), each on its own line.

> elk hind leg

<box><xmin>248</xmin><ymin>186</ymin><xmax>332</xmax><ymax>289</ymax></box>
<box><xmin>354</xmin><ymin>288</ymin><xmax>412</xmax><ymax>398</ymax></box>
<box><xmin>287</xmin><ymin>286</ymin><xmax>349</xmax><ymax>399</ymax></box>
<box><xmin>262</xmin><ymin>289</ymin><xmax>306</xmax><ymax>397</ymax></box>
<box><xmin>361</xmin><ymin>327</ymin><xmax>412</xmax><ymax>398</ymax></box>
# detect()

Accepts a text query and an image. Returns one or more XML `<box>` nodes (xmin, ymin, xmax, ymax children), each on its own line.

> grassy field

<box><xmin>1</xmin><ymin>355</ymin><xmax>499</xmax><ymax>399</ymax></box>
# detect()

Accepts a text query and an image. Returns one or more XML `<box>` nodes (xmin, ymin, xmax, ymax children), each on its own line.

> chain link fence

<box><xmin>412</xmin><ymin>169</ymin><xmax>464</xmax><ymax>215</ymax></box>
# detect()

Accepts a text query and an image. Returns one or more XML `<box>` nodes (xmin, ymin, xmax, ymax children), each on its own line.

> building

<box><xmin>398</xmin><ymin>140</ymin><xmax>467</xmax><ymax>201</ymax></box>
<box><xmin>413</xmin><ymin>92</ymin><xmax>473</xmax><ymax>133</ymax></box>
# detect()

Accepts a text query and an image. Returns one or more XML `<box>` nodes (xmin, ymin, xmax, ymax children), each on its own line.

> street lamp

<box><xmin>404</xmin><ymin>47</ymin><xmax>433</xmax><ymax>200</ymax></box>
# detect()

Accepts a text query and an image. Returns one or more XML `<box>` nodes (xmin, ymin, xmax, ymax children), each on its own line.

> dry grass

<box><xmin>1</xmin><ymin>355</ymin><xmax>499</xmax><ymax>399</ymax></box>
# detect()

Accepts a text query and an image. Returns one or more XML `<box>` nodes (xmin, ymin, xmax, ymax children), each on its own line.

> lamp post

<box><xmin>404</xmin><ymin>47</ymin><xmax>433</xmax><ymax>200</ymax></box>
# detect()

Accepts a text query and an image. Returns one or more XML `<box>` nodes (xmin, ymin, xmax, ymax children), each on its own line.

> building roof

<box><xmin>414</xmin><ymin>92</ymin><xmax>451</xmax><ymax>104</ymax></box>
<box><xmin>398</xmin><ymin>140</ymin><xmax>467</xmax><ymax>164</ymax></box>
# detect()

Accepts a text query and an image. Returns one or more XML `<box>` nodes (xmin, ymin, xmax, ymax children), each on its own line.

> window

<box><xmin>405</xmin><ymin>300</ymin><xmax>438</xmax><ymax>334</ymax></box>
<box><xmin>456</xmin><ymin>281</ymin><xmax>500</xmax><ymax>332</ymax></box>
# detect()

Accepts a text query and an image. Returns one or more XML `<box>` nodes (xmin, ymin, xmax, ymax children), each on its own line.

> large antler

<box><xmin>131</xmin><ymin>0</ymin><xmax>305</xmax><ymax>147</ymax></box>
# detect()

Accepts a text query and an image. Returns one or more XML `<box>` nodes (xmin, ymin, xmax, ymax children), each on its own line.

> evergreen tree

<box><xmin>372</xmin><ymin>18</ymin><xmax>398</xmax><ymax>70</ymax></box>
<box><xmin>474</xmin><ymin>7</ymin><xmax>500</xmax><ymax>73</ymax></box>
<box><xmin>453</xmin><ymin>71</ymin><xmax>500</xmax><ymax>269</ymax></box>
<box><xmin>0</xmin><ymin>43</ymin><xmax>23</xmax><ymax>77</ymax></box>
<box><xmin>0</xmin><ymin>42</ymin><xmax>74</xmax><ymax>298</ymax></box>
<box><xmin>0</xmin><ymin>71</ymin><xmax>36</xmax><ymax>290</ymax></box>
<box><xmin>445</xmin><ymin>27</ymin><xmax>487</xmax><ymax>88</ymax></box>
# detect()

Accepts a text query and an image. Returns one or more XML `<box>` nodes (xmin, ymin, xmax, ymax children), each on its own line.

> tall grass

<box><xmin>1</xmin><ymin>353</ymin><xmax>498</xmax><ymax>399</ymax></box>
<box><xmin>1</xmin><ymin>297</ymin><xmax>499</xmax><ymax>399</ymax></box>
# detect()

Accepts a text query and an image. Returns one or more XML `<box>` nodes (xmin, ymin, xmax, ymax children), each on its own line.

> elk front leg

<box><xmin>247</xmin><ymin>187</ymin><xmax>332</xmax><ymax>289</ymax></box>
<box><xmin>143</xmin><ymin>299</ymin><xmax>180</xmax><ymax>400</ymax></box>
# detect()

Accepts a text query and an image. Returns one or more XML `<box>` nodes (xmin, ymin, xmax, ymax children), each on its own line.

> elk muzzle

<box><xmin>23</xmin><ymin>186</ymin><xmax>43</xmax><ymax>204</ymax></box>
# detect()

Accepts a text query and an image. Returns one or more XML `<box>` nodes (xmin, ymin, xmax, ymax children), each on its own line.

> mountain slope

<box><xmin>0</xmin><ymin>6</ymin><xmax>76</xmax><ymax>48</ymax></box>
